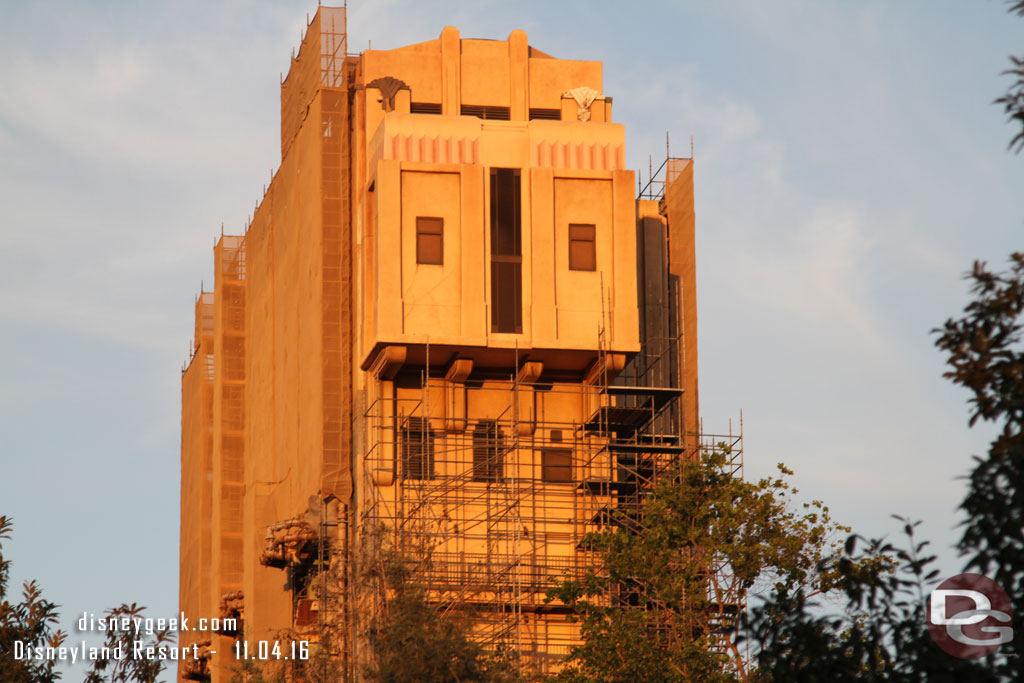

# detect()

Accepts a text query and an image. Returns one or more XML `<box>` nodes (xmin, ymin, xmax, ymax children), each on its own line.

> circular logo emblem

<box><xmin>928</xmin><ymin>573</ymin><xmax>1013</xmax><ymax>659</ymax></box>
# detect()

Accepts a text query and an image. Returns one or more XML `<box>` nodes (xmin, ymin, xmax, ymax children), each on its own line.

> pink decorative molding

<box><xmin>533</xmin><ymin>140</ymin><xmax>625</xmax><ymax>171</ymax></box>
<box><xmin>382</xmin><ymin>134</ymin><xmax>480</xmax><ymax>165</ymax></box>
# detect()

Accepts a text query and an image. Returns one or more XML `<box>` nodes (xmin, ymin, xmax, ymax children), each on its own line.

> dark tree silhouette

<box><xmin>0</xmin><ymin>516</ymin><xmax>67</xmax><ymax>683</ymax></box>
<box><xmin>997</xmin><ymin>2</ymin><xmax>1024</xmax><ymax>152</ymax></box>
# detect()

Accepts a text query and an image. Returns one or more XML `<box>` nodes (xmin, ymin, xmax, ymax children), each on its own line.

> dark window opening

<box><xmin>491</xmin><ymin>261</ymin><xmax>522</xmax><ymax>333</ymax></box>
<box><xmin>416</xmin><ymin>216</ymin><xmax>444</xmax><ymax>265</ymax></box>
<box><xmin>490</xmin><ymin>168</ymin><xmax>522</xmax><ymax>333</ymax></box>
<box><xmin>410</xmin><ymin>102</ymin><xmax>442</xmax><ymax>115</ymax></box>
<box><xmin>529</xmin><ymin>108</ymin><xmax>561</xmax><ymax>121</ymax></box>
<box><xmin>401</xmin><ymin>417</ymin><xmax>434</xmax><ymax>480</ymax></box>
<box><xmin>462</xmin><ymin>105</ymin><xmax>511</xmax><ymax>120</ymax></box>
<box><xmin>542</xmin><ymin>448</ymin><xmax>573</xmax><ymax>483</ymax></box>
<box><xmin>472</xmin><ymin>420</ymin><xmax>505</xmax><ymax>482</ymax></box>
<box><xmin>568</xmin><ymin>224</ymin><xmax>596</xmax><ymax>271</ymax></box>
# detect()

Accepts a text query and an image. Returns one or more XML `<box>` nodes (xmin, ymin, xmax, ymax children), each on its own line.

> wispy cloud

<box><xmin>729</xmin><ymin>205</ymin><xmax>883</xmax><ymax>349</ymax></box>
<box><xmin>0</xmin><ymin>48</ymin><xmax>253</xmax><ymax>172</ymax></box>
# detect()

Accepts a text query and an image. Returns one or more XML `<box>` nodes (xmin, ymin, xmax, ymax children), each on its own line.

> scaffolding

<box><xmin>180</xmin><ymin>237</ymin><xmax>247</xmax><ymax>683</ymax></box>
<box><xmin>281</xmin><ymin>6</ymin><xmax>347</xmax><ymax>157</ymax></box>
<box><xmin>319</xmin><ymin>42</ymin><xmax>353</xmax><ymax>672</ymax></box>
<box><xmin>239</xmin><ymin>132</ymin><xmax>741</xmax><ymax>679</ymax></box>
<box><xmin>636</xmin><ymin>131</ymin><xmax>691</xmax><ymax>202</ymax></box>
<box><xmin>196</xmin><ymin>292</ymin><xmax>215</xmax><ymax>616</ymax></box>
<box><xmin>214</xmin><ymin>236</ymin><xmax>247</xmax><ymax>607</ymax></box>
<box><xmin>351</xmin><ymin>328</ymin><xmax>745</xmax><ymax>676</ymax></box>
<box><xmin>180</xmin><ymin>292</ymin><xmax>216</xmax><ymax>682</ymax></box>
<box><xmin>251</xmin><ymin>10</ymin><xmax>356</xmax><ymax>677</ymax></box>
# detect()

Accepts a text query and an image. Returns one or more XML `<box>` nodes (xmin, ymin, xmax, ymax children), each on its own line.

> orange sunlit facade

<box><xmin>179</xmin><ymin>7</ymin><xmax>705</xmax><ymax>681</ymax></box>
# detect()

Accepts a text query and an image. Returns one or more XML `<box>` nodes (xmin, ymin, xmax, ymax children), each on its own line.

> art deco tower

<box><xmin>179</xmin><ymin>7</ymin><xmax>710</xmax><ymax>681</ymax></box>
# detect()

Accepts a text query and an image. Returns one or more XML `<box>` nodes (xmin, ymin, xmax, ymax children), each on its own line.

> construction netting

<box><xmin>281</xmin><ymin>6</ymin><xmax>347</xmax><ymax>156</ymax></box>
<box><xmin>215</xmin><ymin>236</ymin><xmax>247</xmax><ymax>592</ymax></box>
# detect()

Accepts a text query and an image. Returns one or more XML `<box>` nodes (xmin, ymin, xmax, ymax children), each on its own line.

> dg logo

<box><xmin>928</xmin><ymin>573</ymin><xmax>1014</xmax><ymax>659</ymax></box>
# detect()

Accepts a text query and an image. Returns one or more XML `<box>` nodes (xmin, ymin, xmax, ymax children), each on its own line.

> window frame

<box><xmin>490</xmin><ymin>168</ymin><xmax>523</xmax><ymax>334</ymax></box>
<box><xmin>541</xmin><ymin>448</ymin><xmax>573</xmax><ymax>483</ymax></box>
<box><xmin>472</xmin><ymin>420</ymin><xmax>505</xmax><ymax>482</ymax></box>
<box><xmin>415</xmin><ymin>216</ymin><xmax>444</xmax><ymax>266</ymax></box>
<box><xmin>568</xmin><ymin>223</ymin><xmax>597</xmax><ymax>272</ymax></box>
<box><xmin>401</xmin><ymin>416</ymin><xmax>435</xmax><ymax>480</ymax></box>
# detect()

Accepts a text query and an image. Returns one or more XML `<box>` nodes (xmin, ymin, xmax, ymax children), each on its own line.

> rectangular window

<box><xmin>568</xmin><ymin>223</ymin><xmax>596</xmax><ymax>271</ymax></box>
<box><xmin>472</xmin><ymin>420</ymin><xmax>504</xmax><ymax>482</ymax></box>
<box><xmin>542</xmin><ymin>448</ymin><xmax>573</xmax><ymax>483</ymax></box>
<box><xmin>416</xmin><ymin>216</ymin><xmax>443</xmax><ymax>265</ymax></box>
<box><xmin>490</xmin><ymin>168</ymin><xmax>522</xmax><ymax>333</ymax></box>
<box><xmin>401</xmin><ymin>417</ymin><xmax>434</xmax><ymax>480</ymax></box>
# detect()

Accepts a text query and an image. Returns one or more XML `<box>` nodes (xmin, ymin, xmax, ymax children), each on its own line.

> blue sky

<box><xmin>0</xmin><ymin>1</ymin><xmax>1021</xmax><ymax>677</ymax></box>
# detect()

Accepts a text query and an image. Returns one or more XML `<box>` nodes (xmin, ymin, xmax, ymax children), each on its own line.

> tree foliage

<box><xmin>746</xmin><ymin>255</ymin><xmax>1024</xmax><ymax>683</ymax></box>
<box><xmin>997</xmin><ymin>1</ymin><xmax>1024</xmax><ymax>152</ymax></box>
<box><xmin>361</xmin><ymin>528</ymin><xmax>517</xmax><ymax>683</ymax></box>
<box><xmin>0</xmin><ymin>515</ymin><xmax>67</xmax><ymax>683</ymax></box>
<box><xmin>0</xmin><ymin>516</ymin><xmax>173</xmax><ymax>683</ymax></box>
<box><xmin>546</xmin><ymin>448</ymin><xmax>848</xmax><ymax>683</ymax></box>
<box><xmin>933</xmin><ymin>253</ymin><xmax>1024</xmax><ymax>679</ymax></box>
<box><xmin>82</xmin><ymin>603</ymin><xmax>175</xmax><ymax>683</ymax></box>
<box><xmin>748</xmin><ymin>520</ymin><xmax>996</xmax><ymax>682</ymax></box>
<box><xmin>365</xmin><ymin>586</ymin><xmax>510</xmax><ymax>683</ymax></box>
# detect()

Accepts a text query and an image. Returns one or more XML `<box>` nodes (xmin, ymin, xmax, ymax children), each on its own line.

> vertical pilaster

<box><xmin>440</xmin><ymin>27</ymin><xmax>461</xmax><ymax>116</ymax></box>
<box><xmin>508</xmin><ymin>30</ymin><xmax>529</xmax><ymax>121</ymax></box>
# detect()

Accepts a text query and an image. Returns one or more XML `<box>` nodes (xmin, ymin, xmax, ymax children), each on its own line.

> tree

<box><xmin>0</xmin><ymin>515</ymin><xmax>67</xmax><ymax>683</ymax></box>
<box><xmin>365</xmin><ymin>586</ymin><xmax>506</xmax><ymax>682</ymax></box>
<box><xmin>545</xmin><ymin>447</ymin><xmax>848</xmax><ymax>683</ymax></box>
<box><xmin>746</xmin><ymin>251</ymin><xmax>1024</xmax><ymax>682</ymax></box>
<box><xmin>0</xmin><ymin>515</ymin><xmax>175</xmax><ymax>683</ymax></box>
<box><xmin>933</xmin><ymin>253</ymin><xmax>1024</xmax><ymax>679</ymax></box>
<box><xmin>747</xmin><ymin>519</ymin><xmax>997</xmax><ymax>683</ymax></box>
<box><xmin>361</xmin><ymin>528</ymin><xmax>517</xmax><ymax>683</ymax></box>
<box><xmin>224</xmin><ymin>521</ymin><xmax>516</xmax><ymax>683</ymax></box>
<box><xmin>82</xmin><ymin>603</ymin><xmax>175</xmax><ymax>683</ymax></box>
<box><xmin>996</xmin><ymin>2</ymin><xmax>1024</xmax><ymax>153</ymax></box>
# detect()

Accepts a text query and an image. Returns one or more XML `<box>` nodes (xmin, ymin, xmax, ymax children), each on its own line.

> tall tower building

<box><xmin>179</xmin><ymin>7</ymin><xmax>719</xmax><ymax>681</ymax></box>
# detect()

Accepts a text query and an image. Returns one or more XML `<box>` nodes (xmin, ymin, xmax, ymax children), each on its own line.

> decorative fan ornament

<box><xmin>367</xmin><ymin>76</ymin><xmax>411</xmax><ymax>112</ymax></box>
<box><xmin>563</xmin><ymin>86</ymin><xmax>601</xmax><ymax>122</ymax></box>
